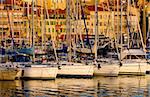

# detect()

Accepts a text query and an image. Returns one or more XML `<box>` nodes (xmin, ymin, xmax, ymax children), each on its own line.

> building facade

<box><xmin>0</xmin><ymin>4</ymin><xmax>28</xmax><ymax>47</ymax></box>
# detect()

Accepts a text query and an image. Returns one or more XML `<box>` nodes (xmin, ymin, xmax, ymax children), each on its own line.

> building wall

<box><xmin>90</xmin><ymin>11</ymin><xmax>115</xmax><ymax>38</ymax></box>
<box><xmin>0</xmin><ymin>4</ymin><xmax>28</xmax><ymax>47</ymax></box>
<box><xmin>45</xmin><ymin>18</ymin><xmax>66</xmax><ymax>41</ymax></box>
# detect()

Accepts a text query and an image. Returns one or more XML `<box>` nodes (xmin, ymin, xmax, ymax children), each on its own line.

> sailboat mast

<box><xmin>40</xmin><ymin>0</ymin><xmax>44</xmax><ymax>50</ymax></box>
<box><xmin>43</xmin><ymin>0</ymin><xmax>46</xmax><ymax>50</ymax></box>
<box><xmin>120</xmin><ymin>0</ymin><xmax>125</xmax><ymax>61</ymax></box>
<box><xmin>127</xmin><ymin>0</ymin><xmax>130</xmax><ymax>48</ymax></box>
<box><xmin>79</xmin><ymin>1</ymin><xmax>84</xmax><ymax>49</ymax></box>
<box><xmin>142</xmin><ymin>0</ymin><xmax>146</xmax><ymax>44</ymax></box>
<box><xmin>120</xmin><ymin>0</ymin><xmax>123</xmax><ymax>61</ymax></box>
<box><xmin>95</xmin><ymin>0</ymin><xmax>98</xmax><ymax>60</ymax></box>
<box><xmin>0</xmin><ymin>0</ymin><xmax>4</xmax><ymax>47</ymax></box>
<box><xmin>32</xmin><ymin>0</ymin><xmax>35</xmax><ymax>62</ymax></box>
<box><xmin>27</xmin><ymin>1</ymin><xmax>31</xmax><ymax>47</ymax></box>
<box><xmin>73</xmin><ymin>0</ymin><xmax>78</xmax><ymax>61</ymax></box>
<box><xmin>44</xmin><ymin>0</ymin><xmax>58</xmax><ymax>62</ymax></box>
<box><xmin>132</xmin><ymin>0</ymin><xmax>145</xmax><ymax>50</ymax></box>
<box><xmin>66</xmin><ymin>0</ymin><xmax>71</xmax><ymax>62</ymax></box>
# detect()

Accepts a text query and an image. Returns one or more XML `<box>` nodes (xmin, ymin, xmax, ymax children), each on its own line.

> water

<box><xmin>1</xmin><ymin>76</ymin><xmax>150</xmax><ymax>97</ymax></box>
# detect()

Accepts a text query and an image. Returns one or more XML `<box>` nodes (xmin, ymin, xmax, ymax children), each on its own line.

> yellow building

<box><xmin>90</xmin><ymin>11</ymin><xmax>114</xmax><ymax>37</ymax></box>
<box><xmin>89</xmin><ymin>5</ymin><xmax>139</xmax><ymax>39</ymax></box>
<box><xmin>44</xmin><ymin>9</ymin><xmax>66</xmax><ymax>42</ymax></box>
<box><xmin>0</xmin><ymin>4</ymin><xmax>28</xmax><ymax>47</ymax></box>
<box><xmin>42</xmin><ymin>6</ymin><xmax>139</xmax><ymax>42</ymax></box>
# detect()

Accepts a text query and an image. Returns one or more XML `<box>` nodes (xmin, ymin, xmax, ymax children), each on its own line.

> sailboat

<box><xmin>14</xmin><ymin>0</ymin><xmax>58</xmax><ymax>80</ymax></box>
<box><xmin>56</xmin><ymin>0</ymin><xmax>94</xmax><ymax>78</ymax></box>
<box><xmin>92</xmin><ymin>0</ymin><xmax>119</xmax><ymax>77</ymax></box>
<box><xmin>118</xmin><ymin>0</ymin><xmax>147</xmax><ymax>75</ymax></box>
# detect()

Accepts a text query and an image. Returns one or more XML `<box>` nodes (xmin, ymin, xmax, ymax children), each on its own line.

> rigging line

<box><xmin>6</xmin><ymin>9</ymin><xmax>14</xmax><ymax>48</ymax></box>
<box><xmin>78</xmin><ymin>1</ymin><xmax>84</xmax><ymax>49</ymax></box>
<box><xmin>132</xmin><ymin>0</ymin><xmax>146</xmax><ymax>50</ymax></box>
<box><xmin>80</xmin><ymin>1</ymin><xmax>92</xmax><ymax>53</ymax></box>
<box><xmin>106</xmin><ymin>0</ymin><xmax>111</xmax><ymax>37</ymax></box>
<box><xmin>126</xmin><ymin>0</ymin><xmax>132</xmax><ymax>49</ymax></box>
<box><xmin>45</xmin><ymin>0</ymin><xmax>58</xmax><ymax>62</ymax></box>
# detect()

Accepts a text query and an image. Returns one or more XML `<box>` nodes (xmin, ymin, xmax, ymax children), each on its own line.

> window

<box><xmin>48</xmin><ymin>28</ymin><xmax>51</xmax><ymax>32</ymax></box>
<box><xmin>40</xmin><ymin>22</ymin><xmax>42</xmax><ymax>26</ymax></box>
<box><xmin>63</xmin><ymin>21</ymin><xmax>66</xmax><ymax>25</ymax></box>
<box><xmin>51</xmin><ymin>21</ymin><xmax>53</xmax><ymax>25</ymax></box>
<box><xmin>63</xmin><ymin>29</ymin><xmax>66</xmax><ymax>32</ymax></box>
<box><xmin>99</xmin><ymin>15</ymin><xmax>102</xmax><ymax>19</ymax></box>
<box><xmin>60</xmin><ymin>21</ymin><xmax>62</xmax><ymax>25</ymax></box>
<box><xmin>47</xmin><ymin>21</ymin><xmax>49</xmax><ymax>25</ymax></box>
<box><xmin>52</xmin><ymin>28</ymin><xmax>54</xmax><ymax>32</ymax></box>
<box><xmin>53</xmin><ymin>15</ymin><xmax>55</xmax><ymax>18</ymax></box>
<box><xmin>104</xmin><ymin>22</ymin><xmax>107</xmax><ymax>26</ymax></box>
<box><xmin>87</xmin><ymin>22</ymin><xmax>89</xmax><ymax>25</ymax></box>
<box><xmin>99</xmin><ymin>22</ymin><xmax>102</xmax><ymax>26</ymax></box>
<box><xmin>54</xmin><ymin>21</ymin><xmax>56</xmax><ymax>25</ymax></box>
<box><xmin>14</xmin><ymin>32</ymin><xmax>19</xmax><ymax>35</ymax></box>
<box><xmin>104</xmin><ymin>29</ymin><xmax>107</xmax><ymax>33</ymax></box>
<box><xmin>60</xmin><ymin>28</ymin><xmax>62</xmax><ymax>32</ymax></box>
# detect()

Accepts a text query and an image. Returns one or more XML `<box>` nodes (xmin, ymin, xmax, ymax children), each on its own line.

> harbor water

<box><xmin>1</xmin><ymin>76</ymin><xmax>150</xmax><ymax>97</ymax></box>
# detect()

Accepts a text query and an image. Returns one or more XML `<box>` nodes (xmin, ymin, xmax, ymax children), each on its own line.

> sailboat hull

<box><xmin>119</xmin><ymin>63</ymin><xmax>147</xmax><ymax>75</ymax></box>
<box><xmin>0</xmin><ymin>68</ymin><xmax>18</xmax><ymax>80</ymax></box>
<box><xmin>57</xmin><ymin>65</ymin><xmax>94</xmax><ymax>78</ymax></box>
<box><xmin>94</xmin><ymin>64</ymin><xmax>119</xmax><ymax>77</ymax></box>
<box><xmin>19</xmin><ymin>66</ymin><xmax>58</xmax><ymax>80</ymax></box>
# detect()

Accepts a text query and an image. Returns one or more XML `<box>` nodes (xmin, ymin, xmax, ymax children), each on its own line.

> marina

<box><xmin>0</xmin><ymin>0</ymin><xmax>149</xmax><ymax>78</ymax></box>
<box><xmin>0</xmin><ymin>0</ymin><xmax>150</xmax><ymax>96</ymax></box>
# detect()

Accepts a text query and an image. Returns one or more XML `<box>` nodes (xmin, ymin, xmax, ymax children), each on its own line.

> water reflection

<box><xmin>15</xmin><ymin>80</ymin><xmax>58</xmax><ymax>97</ymax></box>
<box><xmin>1</xmin><ymin>76</ymin><xmax>150</xmax><ymax>97</ymax></box>
<box><xmin>0</xmin><ymin>81</ymin><xmax>16</xmax><ymax>97</ymax></box>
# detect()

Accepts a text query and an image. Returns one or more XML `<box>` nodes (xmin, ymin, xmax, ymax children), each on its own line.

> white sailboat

<box><xmin>20</xmin><ymin>64</ymin><xmax>57</xmax><ymax>80</ymax></box>
<box><xmin>93</xmin><ymin>0</ymin><xmax>119</xmax><ymax>77</ymax></box>
<box><xmin>15</xmin><ymin>0</ymin><xmax>58</xmax><ymax>80</ymax></box>
<box><xmin>118</xmin><ymin>0</ymin><xmax>147</xmax><ymax>75</ymax></box>
<box><xmin>56</xmin><ymin>0</ymin><xmax>94</xmax><ymax>78</ymax></box>
<box><xmin>119</xmin><ymin>49</ymin><xmax>147</xmax><ymax>75</ymax></box>
<box><xmin>57</xmin><ymin>61</ymin><xmax>94</xmax><ymax>78</ymax></box>
<box><xmin>94</xmin><ymin>59</ymin><xmax>119</xmax><ymax>77</ymax></box>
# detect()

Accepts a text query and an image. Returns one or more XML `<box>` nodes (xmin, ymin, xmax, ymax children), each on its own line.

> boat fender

<box><xmin>98</xmin><ymin>64</ymin><xmax>101</xmax><ymax>69</ymax></box>
<box><xmin>58</xmin><ymin>66</ymin><xmax>61</xmax><ymax>70</ymax></box>
<box><xmin>21</xmin><ymin>70</ymin><xmax>24</xmax><ymax>77</ymax></box>
<box><xmin>16</xmin><ymin>65</ymin><xmax>19</xmax><ymax>68</ymax></box>
<box><xmin>5</xmin><ymin>65</ymin><xmax>9</xmax><ymax>69</ymax></box>
<box><xmin>119</xmin><ymin>62</ymin><xmax>122</xmax><ymax>67</ymax></box>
